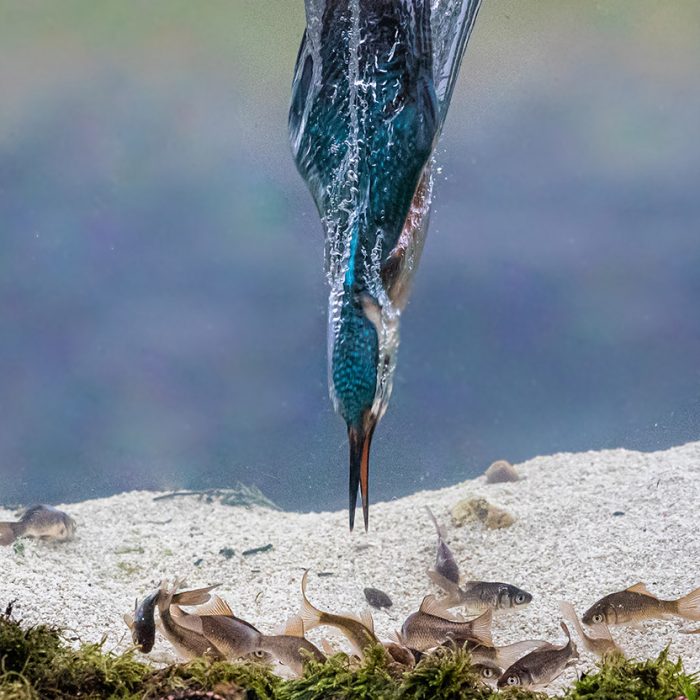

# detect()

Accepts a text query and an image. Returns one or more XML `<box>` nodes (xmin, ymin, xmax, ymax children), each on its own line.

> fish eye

<box><xmin>507</xmin><ymin>675</ymin><xmax>519</xmax><ymax>686</ymax></box>
<box><xmin>253</xmin><ymin>650</ymin><xmax>266</xmax><ymax>658</ymax></box>
<box><xmin>592</xmin><ymin>613</ymin><xmax>604</xmax><ymax>624</ymax></box>
<box><xmin>481</xmin><ymin>668</ymin><xmax>493</xmax><ymax>678</ymax></box>
<box><xmin>515</xmin><ymin>593</ymin><xmax>526</xmax><ymax>604</ymax></box>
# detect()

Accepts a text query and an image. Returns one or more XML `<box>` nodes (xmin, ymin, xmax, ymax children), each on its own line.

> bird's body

<box><xmin>290</xmin><ymin>0</ymin><xmax>482</xmax><ymax>529</ymax></box>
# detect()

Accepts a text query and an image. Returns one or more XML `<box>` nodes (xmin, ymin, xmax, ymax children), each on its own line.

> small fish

<box><xmin>364</xmin><ymin>587</ymin><xmax>393</xmax><ymax>609</ymax></box>
<box><xmin>459</xmin><ymin>638</ymin><xmax>550</xmax><ymax>671</ymax></box>
<box><xmin>157</xmin><ymin>581</ymin><xmax>226</xmax><ymax>660</ymax></box>
<box><xmin>124</xmin><ymin>584</ymin><xmax>219</xmax><ymax>654</ymax></box>
<box><xmin>582</xmin><ymin>583</ymin><xmax>700</xmax><ymax>627</ymax></box>
<box><xmin>257</xmin><ymin>616</ymin><xmax>325</xmax><ymax>675</ymax></box>
<box><xmin>400</xmin><ymin>595</ymin><xmax>492</xmax><ymax>651</ymax></box>
<box><xmin>298</xmin><ymin>570</ymin><xmax>378</xmax><ymax>656</ymax></box>
<box><xmin>425</xmin><ymin>506</ymin><xmax>460</xmax><ymax>585</ymax></box>
<box><xmin>472</xmin><ymin>661</ymin><xmax>503</xmax><ymax>685</ymax></box>
<box><xmin>497</xmin><ymin>621</ymin><xmax>578</xmax><ymax>690</ymax></box>
<box><xmin>123</xmin><ymin>590</ymin><xmax>160</xmax><ymax>653</ymax></box>
<box><xmin>428</xmin><ymin>570</ymin><xmax>532</xmax><ymax>615</ymax></box>
<box><xmin>0</xmin><ymin>505</ymin><xmax>76</xmax><ymax>545</ymax></box>
<box><xmin>383</xmin><ymin>641</ymin><xmax>416</xmax><ymax>668</ymax></box>
<box><xmin>559</xmin><ymin>600</ymin><xmax>623</xmax><ymax>659</ymax></box>
<box><xmin>172</xmin><ymin>592</ymin><xmax>265</xmax><ymax>662</ymax></box>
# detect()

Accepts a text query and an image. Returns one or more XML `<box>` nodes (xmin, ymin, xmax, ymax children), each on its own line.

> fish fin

<box><xmin>282</xmin><ymin>615</ymin><xmax>305</xmax><ymax>638</ymax></box>
<box><xmin>171</xmin><ymin>610</ymin><xmax>205</xmax><ymax>635</ymax></box>
<box><xmin>359</xmin><ymin>608</ymin><xmax>375</xmax><ymax>634</ymax></box>
<box><xmin>419</xmin><ymin>595</ymin><xmax>456</xmax><ymax>620</ymax></box>
<box><xmin>561</xmin><ymin>621</ymin><xmax>579</xmax><ymax>657</ymax></box>
<box><xmin>157</xmin><ymin>580</ymin><xmax>175</xmax><ymax>611</ymax></box>
<box><xmin>171</xmin><ymin>584</ymin><xmax>219</xmax><ymax>607</ymax></box>
<box><xmin>185</xmin><ymin>594</ymin><xmax>233</xmax><ymax>617</ymax></box>
<box><xmin>123</xmin><ymin>613</ymin><xmax>134</xmax><ymax>630</ymax></box>
<box><xmin>676</xmin><ymin>586</ymin><xmax>700</xmax><ymax>621</ymax></box>
<box><xmin>425</xmin><ymin>506</ymin><xmax>446</xmax><ymax>540</ymax></box>
<box><xmin>494</xmin><ymin>640</ymin><xmax>550</xmax><ymax>669</ymax></box>
<box><xmin>680</xmin><ymin>626</ymin><xmax>700</xmax><ymax>634</ymax></box>
<box><xmin>469</xmin><ymin>609</ymin><xmax>493</xmax><ymax>647</ymax></box>
<box><xmin>321</xmin><ymin>639</ymin><xmax>336</xmax><ymax>656</ymax></box>
<box><xmin>426</xmin><ymin>570</ymin><xmax>462</xmax><ymax>601</ymax></box>
<box><xmin>626</xmin><ymin>582</ymin><xmax>653</xmax><ymax>596</ymax></box>
<box><xmin>298</xmin><ymin>570</ymin><xmax>323</xmax><ymax>632</ymax></box>
<box><xmin>387</xmin><ymin>630</ymin><xmax>401</xmax><ymax>644</ymax></box>
<box><xmin>0</xmin><ymin>522</ymin><xmax>18</xmax><ymax>546</ymax></box>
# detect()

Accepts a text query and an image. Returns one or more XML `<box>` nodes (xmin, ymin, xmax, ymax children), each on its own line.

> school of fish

<box><xmin>115</xmin><ymin>505</ymin><xmax>700</xmax><ymax>689</ymax></box>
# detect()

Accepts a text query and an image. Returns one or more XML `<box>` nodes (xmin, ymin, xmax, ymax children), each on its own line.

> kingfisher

<box><xmin>289</xmin><ymin>0</ymin><xmax>482</xmax><ymax>530</ymax></box>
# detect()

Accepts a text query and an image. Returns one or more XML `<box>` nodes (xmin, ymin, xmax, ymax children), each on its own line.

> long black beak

<box><xmin>348</xmin><ymin>415</ymin><xmax>377</xmax><ymax>532</ymax></box>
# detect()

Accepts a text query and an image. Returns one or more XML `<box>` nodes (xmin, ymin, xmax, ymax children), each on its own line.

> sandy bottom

<box><xmin>2</xmin><ymin>441</ymin><xmax>699</xmax><ymax>693</ymax></box>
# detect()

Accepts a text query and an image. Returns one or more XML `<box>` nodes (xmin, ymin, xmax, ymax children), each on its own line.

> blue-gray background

<box><xmin>1</xmin><ymin>2</ymin><xmax>698</xmax><ymax>510</ymax></box>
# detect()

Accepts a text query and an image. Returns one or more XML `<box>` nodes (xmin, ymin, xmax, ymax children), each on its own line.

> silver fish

<box><xmin>497</xmin><ymin>622</ymin><xmax>579</xmax><ymax>690</ymax></box>
<box><xmin>0</xmin><ymin>505</ymin><xmax>76</xmax><ymax>545</ymax></box>
<box><xmin>400</xmin><ymin>595</ymin><xmax>492</xmax><ymax>651</ymax></box>
<box><xmin>582</xmin><ymin>582</ymin><xmax>700</xmax><ymax>627</ymax></box>
<box><xmin>428</xmin><ymin>570</ymin><xmax>532</xmax><ymax>614</ymax></box>
<box><xmin>426</xmin><ymin>506</ymin><xmax>460</xmax><ymax>585</ymax></box>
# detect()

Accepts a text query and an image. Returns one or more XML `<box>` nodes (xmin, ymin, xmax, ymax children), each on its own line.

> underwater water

<box><xmin>1</xmin><ymin>1</ymin><xmax>699</xmax><ymax>512</ymax></box>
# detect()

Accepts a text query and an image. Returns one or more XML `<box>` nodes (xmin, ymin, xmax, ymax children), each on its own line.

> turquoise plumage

<box><xmin>290</xmin><ymin>0</ymin><xmax>482</xmax><ymax>530</ymax></box>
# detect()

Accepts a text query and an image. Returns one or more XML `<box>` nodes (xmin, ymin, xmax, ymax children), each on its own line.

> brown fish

<box><xmin>0</xmin><ymin>505</ymin><xmax>76</xmax><ymax>545</ymax></box>
<box><xmin>172</xmin><ymin>593</ymin><xmax>265</xmax><ymax>662</ymax></box>
<box><xmin>428</xmin><ymin>570</ymin><xmax>532</xmax><ymax>615</ymax></box>
<box><xmin>497</xmin><ymin>622</ymin><xmax>578</xmax><ymax>690</ymax></box>
<box><xmin>298</xmin><ymin>570</ymin><xmax>378</xmax><ymax>656</ymax></box>
<box><xmin>458</xmin><ymin>638</ymin><xmax>550</xmax><ymax>671</ymax></box>
<box><xmin>157</xmin><ymin>581</ymin><xmax>226</xmax><ymax>660</ymax></box>
<box><xmin>559</xmin><ymin>601</ymin><xmax>623</xmax><ymax>658</ymax></box>
<box><xmin>400</xmin><ymin>595</ymin><xmax>492</xmax><ymax>651</ymax></box>
<box><xmin>582</xmin><ymin>583</ymin><xmax>700</xmax><ymax>627</ymax></box>
<box><xmin>257</xmin><ymin>616</ymin><xmax>325</xmax><ymax>675</ymax></box>
<box><xmin>425</xmin><ymin>506</ymin><xmax>460</xmax><ymax>585</ymax></box>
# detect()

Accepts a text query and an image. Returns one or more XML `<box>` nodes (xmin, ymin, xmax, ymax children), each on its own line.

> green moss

<box><xmin>1</xmin><ymin>612</ymin><xmax>698</xmax><ymax>699</ymax></box>
<box><xmin>564</xmin><ymin>649</ymin><xmax>698</xmax><ymax>700</ymax></box>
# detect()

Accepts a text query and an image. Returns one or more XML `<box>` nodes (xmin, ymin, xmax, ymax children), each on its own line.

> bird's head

<box><xmin>329</xmin><ymin>286</ymin><xmax>399</xmax><ymax>531</ymax></box>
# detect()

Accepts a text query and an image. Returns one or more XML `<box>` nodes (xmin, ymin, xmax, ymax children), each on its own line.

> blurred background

<box><xmin>1</xmin><ymin>1</ymin><xmax>699</xmax><ymax>511</ymax></box>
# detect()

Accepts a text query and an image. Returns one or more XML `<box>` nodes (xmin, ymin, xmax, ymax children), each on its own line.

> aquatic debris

<box><xmin>364</xmin><ymin>587</ymin><xmax>393</xmax><ymax>609</ymax></box>
<box><xmin>0</xmin><ymin>504</ymin><xmax>76</xmax><ymax>546</ymax></box>
<box><xmin>450</xmin><ymin>496</ymin><xmax>515</xmax><ymax>529</ymax></box>
<box><xmin>582</xmin><ymin>582</ymin><xmax>700</xmax><ymax>626</ymax></box>
<box><xmin>484</xmin><ymin>459</ymin><xmax>521</xmax><ymax>484</ymax></box>
<box><xmin>426</xmin><ymin>506</ymin><xmax>460</xmax><ymax>585</ymax></box>
<box><xmin>153</xmin><ymin>485</ymin><xmax>279</xmax><ymax>511</ymax></box>
<box><xmin>219</xmin><ymin>547</ymin><xmax>236</xmax><ymax>559</ymax></box>
<box><xmin>497</xmin><ymin>621</ymin><xmax>579</xmax><ymax>690</ymax></box>
<box><xmin>242</xmin><ymin>544</ymin><xmax>273</xmax><ymax>557</ymax></box>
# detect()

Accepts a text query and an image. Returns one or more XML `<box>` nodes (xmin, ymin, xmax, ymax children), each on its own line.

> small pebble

<box><xmin>484</xmin><ymin>459</ymin><xmax>521</xmax><ymax>484</ymax></box>
<box><xmin>364</xmin><ymin>587</ymin><xmax>393</xmax><ymax>609</ymax></box>
<box><xmin>612</xmin><ymin>511</ymin><xmax>625</xmax><ymax>517</ymax></box>
<box><xmin>218</xmin><ymin>547</ymin><xmax>236</xmax><ymax>559</ymax></box>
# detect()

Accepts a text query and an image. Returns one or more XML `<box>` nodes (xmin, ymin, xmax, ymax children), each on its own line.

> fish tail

<box><xmin>469</xmin><ymin>609</ymin><xmax>493</xmax><ymax>647</ymax></box>
<box><xmin>298</xmin><ymin>570</ymin><xmax>323</xmax><ymax>632</ymax></box>
<box><xmin>676</xmin><ymin>586</ymin><xmax>700</xmax><ymax>621</ymax></box>
<box><xmin>0</xmin><ymin>522</ymin><xmax>19</xmax><ymax>546</ymax></box>
<box><xmin>425</xmin><ymin>506</ymin><xmax>446</xmax><ymax>540</ymax></box>
<box><xmin>560</xmin><ymin>621</ymin><xmax>579</xmax><ymax>658</ymax></box>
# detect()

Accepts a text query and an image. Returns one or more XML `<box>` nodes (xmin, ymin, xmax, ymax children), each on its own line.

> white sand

<box><xmin>2</xmin><ymin>441</ymin><xmax>699</xmax><ymax>692</ymax></box>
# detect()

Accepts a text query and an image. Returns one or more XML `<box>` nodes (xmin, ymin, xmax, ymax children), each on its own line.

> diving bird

<box><xmin>289</xmin><ymin>0</ymin><xmax>482</xmax><ymax>530</ymax></box>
